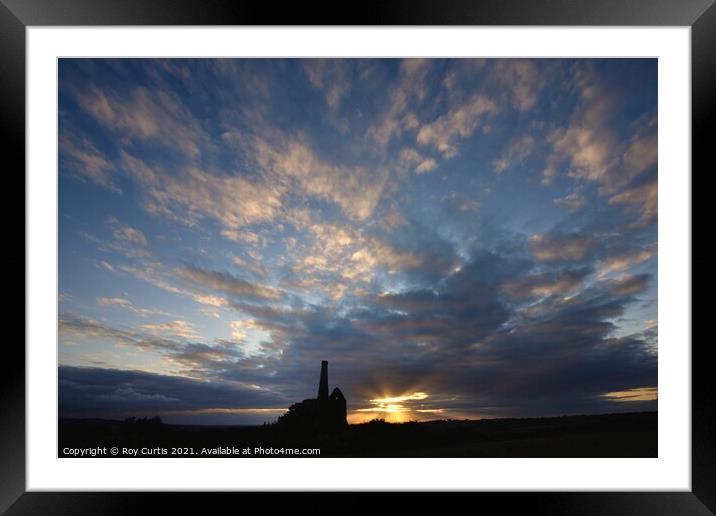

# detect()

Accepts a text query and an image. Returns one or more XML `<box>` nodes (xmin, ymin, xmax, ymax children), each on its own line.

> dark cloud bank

<box><xmin>60</xmin><ymin>239</ymin><xmax>657</xmax><ymax>424</ymax></box>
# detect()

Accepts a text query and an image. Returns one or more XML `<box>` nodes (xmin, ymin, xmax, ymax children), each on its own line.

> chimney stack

<box><xmin>318</xmin><ymin>360</ymin><xmax>328</xmax><ymax>401</ymax></box>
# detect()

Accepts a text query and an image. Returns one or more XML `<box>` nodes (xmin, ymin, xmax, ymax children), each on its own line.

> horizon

<box><xmin>59</xmin><ymin>407</ymin><xmax>659</xmax><ymax>427</ymax></box>
<box><xmin>58</xmin><ymin>58</ymin><xmax>658</xmax><ymax>425</ymax></box>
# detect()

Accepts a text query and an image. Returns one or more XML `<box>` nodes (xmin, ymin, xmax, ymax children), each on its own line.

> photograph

<box><xmin>57</xmin><ymin>57</ymin><xmax>659</xmax><ymax>459</ymax></box>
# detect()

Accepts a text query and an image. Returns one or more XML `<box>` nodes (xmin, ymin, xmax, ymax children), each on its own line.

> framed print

<box><xmin>5</xmin><ymin>0</ymin><xmax>711</xmax><ymax>512</ymax></box>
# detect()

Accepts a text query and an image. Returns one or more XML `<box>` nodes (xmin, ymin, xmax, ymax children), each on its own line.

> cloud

<box><xmin>247</xmin><ymin>136</ymin><xmax>388</xmax><ymax>221</ymax></box>
<box><xmin>545</xmin><ymin>97</ymin><xmax>614</xmax><ymax>185</ymax></box>
<box><xmin>502</xmin><ymin>268</ymin><xmax>590</xmax><ymax>301</ymax></box>
<box><xmin>353</xmin><ymin>391</ymin><xmax>439</xmax><ymax>422</ymax></box>
<box><xmin>607</xmin><ymin>274</ymin><xmax>650</xmax><ymax>296</ymax></box>
<box><xmin>229</xmin><ymin>319</ymin><xmax>259</xmax><ymax>341</ymax></box>
<box><xmin>366</xmin><ymin>59</ymin><xmax>432</xmax><ymax>148</ymax></box>
<box><xmin>553</xmin><ymin>192</ymin><xmax>586</xmax><ymax>212</ymax></box>
<box><xmin>540</xmin><ymin>64</ymin><xmax>614</xmax><ymax>187</ymax></box>
<box><xmin>199</xmin><ymin>308</ymin><xmax>222</xmax><ymax>319</ymax></box>
<box><xmin>457</xmin><ymin>199</ymin><xmax>480</xmax><ymax>212</ymax></box>
<box><xmin>59</xmin><ymin>366</ymin><xmax>286</xmax><ymax>422</ymax></box>
<box><xmin>399</xmin><ymin>148</ymin><xmax>438</xmax><ymax>174</ymax></box>
<box><xmin>303</xmin><ymin>59</ymin><xmax>351</xmax><ymax>110</ymax></box>
<box><xmin>121</xmin><ymin>151</ymin><xmax>284</xmax><ymax>231</ymax></box>
<box><xmin>441</xmin><ymin>59</ymin><xmax>486</xmax><ymax>93</ymax></box>
<box><xmin>362</xmin><ymin>251</ymin><xmax>525</xmax><ymax>351</ymax></box>
<box><xmin>622</xmin><ymin>120</ymin><xmax>658</xmax><ymax>182</ymax></box>
<box><xmin>59</xmin><ymin>313</ymin><xmax>245</xmax><ymax>376</ymax></box>
<box><xmin>291</xmin><ymin>222</ymin><xmax>422</xmax><ymax>288</ymax></box>
<box><xmin>348</xmin><ymin>239</ymin><xmax>422</xmax><ymax>279</ymax></box>
<box><xmin>220</xmin><ymin>230</ymin><xmax>263</xmax><ymax>245</ymax></box>
<box><xmin>60</xmin><ymin>131</ymin><xmax>120</xmax><ymax>193</ymax></box>
<box><xmin>91</xmin><ymin>62</ymin><xmax>491</xmax><ymax>255</ymax></box>
<box><xmin>493</xmin><ymin>59</ymin><xmax>543</xmax><ymax>111</ymax></box>
<box><xmin>192</xmin><ymin>294</ymin><xmax>227</xmax><ymax>308</ymax></box>
<box><xmin>598</xmin><ymin>245</ymin><xmax>656</xmax><ymax>276</ymax></box>
<box><xmin>601</xmin><ymin>386</ymin><xmax>657</xmax><ymax>402</ymax></box>
<box><xmin>140</xmin><ymin>320</ymin><xmax>200</xmax><ymax>340</ymax></box>
<box><xmin>96</xmin><ymin>297</ymin><xmax>165</xmax><ymax>317</ymax></box>
<box><xmin>98</xmin><ymin>260</ymin><xmax>117</xmax><ymax>273</ymax></box>
<box><xmin>492</xmin><ymin>135</ymin><xmax>535</xmax><ymax>173</ymax></box>
<box><xmin>313</xmin><ymin>251</ymin><xmax>654</xmax><ymax>416</ymax></box>
<box><xmin>232</xmin><ymin>255</ymin><xmax>268</xmax><ymax>276</ymax></box>
<box><xmin>79</xmin><ymin>219</ymin><xmax>150</xmax><ymax>261</ymax></box>
<box><xmin>108</xmin><ymin>256</ymin><xmax>275</xmax><ymax>317</ymax></box>
<box><xmin>115</xmin><ymin>263</ymin><xmax>185</xmax><ymax>296</ymax></box>
<box><xmin>177</xmin><ymin>265</ymin><xmax>282</xmax><ymax>301</ymax></box>
<box><xmin>59</xmin><ymin>59</ymin><xmax>658</xmax><ymax>423</ymax></box>
<box><xmin>541</xmin><ymin>65</ymin><xmax>657</xmax><ymax>193</ymax></box>
<box><xmin>415</xmin><ymin>159</ymin><xmax>438</xmax><ymax>174</ymax></box>
<box><xmin>529</xmin><ymin>233</ymin><xmax>596</xmax><ymax>262</ymax></box>
<box><xmin>97</xmin><ymin>297</ymin><xmax>132</xmax><ymax>307</ymax></box>
<box><xmin>210</xmin><ymin>59</ymin><xmax>271</xmax><ymax>99</ymax></box>
<box><xmin>77</xmin><ymin>84</ymin><xmax>209</xmax><ymax>159</ymax></box>
<box><xmin>61</xmin><ymin>233</ymin><xmax>657</xmax><ymax>422</ymax></box>
<box><xmin>608</xmin><ymin>179</ymin><xmax>658</xmax><ymax>227</ymax></box>
<box><xmin>60</xmin><ymin>312</ymin><xmax>137</xmax><ymax>346</ymax></box>
<box><xmin>417</xmin><ymin>93</ymin><xmax>497</xmax><ymax>158</ymax></box>
<box><xmin>594</xmin><ymin>118</ymin><xmax>657</xmax><ymax>194</ymax></box>
<box><xmin>108</xmin><ymin>217</ymin><xmax>148</xmax><ymax>247</ymax></box>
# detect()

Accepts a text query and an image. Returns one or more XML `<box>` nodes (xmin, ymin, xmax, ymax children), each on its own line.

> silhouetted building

<box><xmin>276</xmin><ymin>360</ymin><xmax>347</xmax><ymax>433</ymax></box>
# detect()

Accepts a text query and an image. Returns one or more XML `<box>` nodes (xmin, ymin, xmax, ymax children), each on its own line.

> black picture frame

<box><xmin>4</xmin><ymin>0</ymin><xmax>710</xmax><ymax>512</ymax></box>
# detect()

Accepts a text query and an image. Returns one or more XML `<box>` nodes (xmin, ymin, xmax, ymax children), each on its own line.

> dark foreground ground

<box><xmin>59</xmin><ymin>411</ymin><xmax>657</xmax><ymax>458</ymax></box>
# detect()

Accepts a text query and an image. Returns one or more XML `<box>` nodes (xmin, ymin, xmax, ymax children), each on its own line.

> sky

<box><xmin>58</xmin><ymin>58</ymin><xmax>658</xmax><ymax>425</ymax></box>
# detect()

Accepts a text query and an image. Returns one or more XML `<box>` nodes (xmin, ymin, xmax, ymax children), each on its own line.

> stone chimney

<box><xmin>317</xmin><ymin>360</ymin><xmax>329</xmax><ymax>402</ymax></box>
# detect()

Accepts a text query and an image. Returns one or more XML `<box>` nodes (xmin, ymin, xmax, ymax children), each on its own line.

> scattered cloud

<box><xmin>492</xmin><ymin>135</ymin><xmax>535</xmax><ymax>173</ymax></box>
<box><xmin>399</xmin><ymin>148</ymin><xmax>438</xmax><ymax>174</ymax></box>
<box><xmin>59</xmin><ymin>59</ymin><xmax>658</xmax><ymax>423</ymax></box>
<box><xmin>121</xmin><ymin>151</ymin><xmax>284</xmax><ymax>232</ymax></box>
<box><xmin>553</xmin><ymin>192</ymin><xmax>586</xmax><ymax>212</ymax></box>
<box><xmin>607</xmin><ymin>274</ymin><xmax>650</xmax><ymax>296</ymax></box>
<box><xmin>140</xmin><ymin>320</ymin><xmax>200</xmax><ymax>340</ymax></box>
<box><xmin>97</xmin><ymin>297</ymin><xmax>165</xmax><ymax>317</ymax></box>
<box><xmin>78</xmin><ymin>84</ymin><xmax>209</xmax><ymax>158</ymax></box>
<box><xmin>108</xmin><ymin>217</ymin><xmax>148</xmax><ymax>247</ymax></box>
<box><xmin>60</xmin><ymin>131</ymin><xmax>120</xmax><ymax>193</ymax></box>
<box><xmin>493</xmin><ymin>59</ymin><xmax>543</xmax><ymax>111</ymax></box>
<box><xmin>249</xmin><ymin>136</ymin><xmax>389</xmax><ymax>221</ymax></box>
<box><xmin>608</xmin><ymin>179</ymin><xmax>658</xmax><ymax>227</ymax></box>
<box><xmin>541</xmin><ymin>65</ymin><xmax>657</xmax><ymax>194</ymax></box>
<box><xmin>529</xmin><ymin>233</ymin><xmax>596</xmax><ymax>262</ymax></box>
<box><xmin>366</xmin><ymin>59</ymin><xmax>432</xmax><ymax>148</ymax></box>
<box><xmin>621</xmin><ymin>119</ymin><xmax>658</xmax><ymax>184</ymax></box>
<box><xmin>417</xmin><ymin>93</ymin><xmax>497</xmax><ymax>158</ymax></box>
<box><xmin>502</xmin><ymin>268</ymin><xmax>590</xmax><ymax>301</ymax></box>
<box><xmin>598</xmin><ymin>245</ymin><xmax>656</xmax><ymax>276</ymax></box>
<box><xmin>304</xmin><ymin>59</ymin><xmax>351</xmax><ymax>110</ymax></box>
<box><xmin>177</xmin><ymin>265</ymin><xmax>282</xmax><ymax>301</ymax></box>
<box><xmin>229</xmin><ymin>319</ymin><xmax>259</xmax><ymax>342</ymax></box>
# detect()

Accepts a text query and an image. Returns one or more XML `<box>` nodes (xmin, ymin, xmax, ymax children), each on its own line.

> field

<box><xmin>59</xmin><ymin>411</ymin><xmax>657</xmax><ymax>458</ymax></box>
